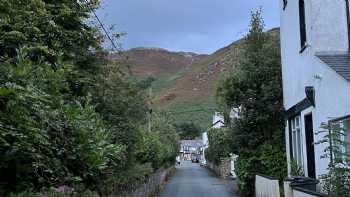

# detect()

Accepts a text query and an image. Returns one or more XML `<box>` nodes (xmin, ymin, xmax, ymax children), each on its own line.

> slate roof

<box><xmin>316</xmin><ymin>52</ymin><xmax>350</xmax><ymax>82</ymax></box>
<box><xmin>212</xmin><ymin>120</ymin><xmax>225</xmax><ymax>127</ymax></box>
<box><xmin>180</xmin><ymin>140</ymin><xmax>203</xmax><ymax>148</ymax></box>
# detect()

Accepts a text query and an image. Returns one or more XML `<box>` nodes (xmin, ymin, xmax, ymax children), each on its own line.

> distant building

<box><xmin>212</xmin><ymin>112</ymin><xmax>225</xmax><ymax>128</ymax></box>
<box><xmin>201</xmin><ymin>112</ymin><xmax>238</xmax><ymax>178</ymax></box>
<box><xmin>201</xmin><ymin>112</ymin><xmax>226</xmax><ymax>165</ymax></box>
<box><xmin>229</xmin><ymin>107</ymin><xmax>241</xmax><ymax>121</ymax></box>
<box><xmin>180</xmin><ymin>140</ymin><xmax>203</xmax><ymax>161</ymax></box>
<box><xmin>202</xmin><ymin>112</ymin><xmax>226</xmax><ymax>150</ymax></box>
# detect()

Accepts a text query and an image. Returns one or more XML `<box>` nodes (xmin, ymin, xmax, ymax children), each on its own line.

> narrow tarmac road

<box><xmin>159</xmin><ymin>161</ymin><xmax>240</xmax><ymax>197</ymax></box>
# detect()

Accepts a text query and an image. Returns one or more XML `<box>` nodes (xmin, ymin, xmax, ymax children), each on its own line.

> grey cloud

<box><xmin>97</xmin><ymin>0</ymin><xmax>279</xmax><ymax>54</ymax></box>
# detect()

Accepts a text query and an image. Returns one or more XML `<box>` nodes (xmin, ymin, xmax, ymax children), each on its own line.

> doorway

<box><xmin>304</xmin><ymin>113</ymin><xmax>316</xmax><ymax>178</ymax></box>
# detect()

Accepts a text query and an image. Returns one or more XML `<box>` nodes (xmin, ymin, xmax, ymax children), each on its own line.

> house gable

<box><xmin>316</xmin><ymin>52</ymin><xmax>350</xmax><ymax>82</ymax></box>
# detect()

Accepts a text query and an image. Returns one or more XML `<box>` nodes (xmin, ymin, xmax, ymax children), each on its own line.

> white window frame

<box><xmin>291</xmin><ymin>115</ymin><xmax>304</xmax><ymax>169</ymax></box>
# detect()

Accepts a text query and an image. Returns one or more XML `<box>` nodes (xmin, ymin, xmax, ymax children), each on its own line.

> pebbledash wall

<box><xmin>280</xmin><ymin>0</ymin><xmax>350</xmax><ymax>178</ymax></box>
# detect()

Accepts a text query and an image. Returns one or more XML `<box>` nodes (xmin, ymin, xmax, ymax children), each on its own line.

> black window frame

<box><xmin>299</xmin><ymin>0</ymin><xmax>307</xmax><ymax>53</ymax></box>
<box><xmin>283</xmin><ymin>0</ymin><xmax>288</xmax><ymax>10</ymax></box>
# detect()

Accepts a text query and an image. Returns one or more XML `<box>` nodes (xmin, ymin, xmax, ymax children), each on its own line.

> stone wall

<box><xmin>207</xmin><ymin>158</ymin><xmax>231</xmax><ymax>179</ymax></box>
<box><xmin>119</xmin><ymin>167</ymin><xmax>175</xmax><ymax>197</ymax></box>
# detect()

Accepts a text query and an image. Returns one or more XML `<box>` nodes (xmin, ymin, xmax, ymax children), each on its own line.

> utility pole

<box><xmin>147</xmin><ymin>87</ymin><xmax>153</xmax><ymax>132</ymax></box>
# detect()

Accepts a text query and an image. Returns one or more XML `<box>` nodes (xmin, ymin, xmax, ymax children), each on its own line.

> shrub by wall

<box><xmin>205</xmin><ymin>128</ymin><xmax>232</xmax><ymax>165</ymax></box>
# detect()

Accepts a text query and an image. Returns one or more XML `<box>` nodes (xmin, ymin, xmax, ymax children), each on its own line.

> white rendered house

<box><xmin>280</xmin><ymin>0</ymin><xmax>350</xmax><ymax>179</ymax></box>
<box><xmin>212</xmin><ymin>112</ymin><xmax>225</xmax><ymax>128</ymax></box>
<box><xmin>201</xmin><ymin>112</ymin><xmax>226</xmax><ymax>164</ymax></box>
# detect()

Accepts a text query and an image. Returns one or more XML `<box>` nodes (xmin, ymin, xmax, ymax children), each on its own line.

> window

<box><xmin>299</xmin><ymin>0</ymin><xmax>307</xmax><ymax>49</ymax></box>
<box><xmin>290</xmin><ymin>115</ymin><xmax>304</xmax><ymax>168</ymax></box>
<box><xmin>283</xmin><ymin>0</ymin><xmax>288</xmax><ymax>10</ymax></box>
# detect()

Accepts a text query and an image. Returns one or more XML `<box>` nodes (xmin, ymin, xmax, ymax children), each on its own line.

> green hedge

<box><xmin>205</xmin><ymin>128</ymin><xmax>232</xmax><ymax>164</ymax></box>
<box><xmin>235</xmin><ymin>145</ymin><xmax>287</xmax><ymax>196</ymax></box>
<box><xmin>0</xmin><ymin>1</ymin><xmax>180</xmax><ymax>195</ymax></box>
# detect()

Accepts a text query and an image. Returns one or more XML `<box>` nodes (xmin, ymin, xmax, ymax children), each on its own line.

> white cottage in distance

<box><xmin>280</xmin><ymin>0</ymin><xmax>350</xmax><ymax>179</ymax></box>
<box><xmin>201</xmin><ymin>112</ymin><xmax>225</xmax><ymax>164</ymax></box>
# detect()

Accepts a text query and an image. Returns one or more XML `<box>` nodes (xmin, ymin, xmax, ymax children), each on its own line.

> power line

<box><xmin>81</xmin><ymin>0</ymin><xmax>121</xmax><ymax>52</ymax></box>
<box><xmin>80</xmin><ymin>0</ymin><xmax>132</xmax><ymax>74</ymax></box>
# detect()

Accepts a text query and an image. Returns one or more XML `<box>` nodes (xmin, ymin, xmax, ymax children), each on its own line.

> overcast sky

<box><xmin>97</xmin><ymin>0</ymin><xmax>280</xmax><ymax>54</ymax></box>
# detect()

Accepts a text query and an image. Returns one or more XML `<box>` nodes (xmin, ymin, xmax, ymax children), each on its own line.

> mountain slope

<box><xmin>114</xmin><ymin>28</ymin><xmax>280</xmax><ymax>128</ymax></box>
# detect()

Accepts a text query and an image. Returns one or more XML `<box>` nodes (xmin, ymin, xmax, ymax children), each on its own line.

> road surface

<box><xmin>159</xmin><ymin>161</ymin><xmax>239</xmax><ymax>197</ymax></box>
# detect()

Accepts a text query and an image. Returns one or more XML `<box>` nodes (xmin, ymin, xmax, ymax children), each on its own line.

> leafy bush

<box><xmin>205</xmin><ymin>128</ymin><xmax>232</xmax><ymax>164</ymax></box>
<box><xmin>0</xmin><ymin>51</ymin><xmax>127</xmax><ymax>194</ymax></box>
<box><xmin>317</xmin><ymin>122</ymin><xmax>350</xmax><ymax>196</ymax></box>
<box><xmin>0</xmin><ymin>1</ymin><xmax>179</xmax><ymax>196</ymax></box>
<box><xmin>259</xmin><ymin>144</ymin><xmax>287</xmax><ymax>181</ymax></box>
<box><xmin>234</xmin><ymin>145</ymin><xmax>286</xmax><ymax>196</ymax></box>
<box><xmin>235</xmin><ymin>154</ymin><xmax>261</xmax><ymax>195</ymax></box>
<box><xmin>136</xmin><ymin>131</ymin><xmax>163</xmax><ymax>169</ymax></box>
<box><xmin>290</xmin><ymin>159</ymin><xmax>304</xmax><ymax>177</ymax></box>
<box><xmin>63</xmin><ymin>101</ymin><xmax>127</xmax><ymax>181</ymax></box>
<box><xmin>175</xmin><ymin>122</ymin><xmax>203</xmax><ymax>140</ymax></box>
<box><xmin>0</xmin><ymin>52</ymin><xmax>73</xmax><ymax>192</ymax></box>
<box><xmin>136</xmin><ymin>111</ymin><xmax>179</xmax><ymax>169</ymax></box>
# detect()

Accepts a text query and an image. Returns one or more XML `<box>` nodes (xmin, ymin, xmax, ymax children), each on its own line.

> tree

<box><xmin>216</xmin><ymin>9</ymin><xmax>286</xmax><ymax>196</ymax></box>
<box><xmin>175</xmin><ymin>122</ymin><xmax>203</xmax><ymax>140</ymax></box>
<box><xmin>0</xmin><ymin>0</ymin><xmax>103</xmax><ymax>98</ymax></box>
<box><xmin>317</xmin><ymin>122</ymin><xmax>350</xmax><ymax>196</ymax></box>
<box><xmin>205</xmin><ymin>128</ymin><xmax>232</xmax><ymax>164</ymax></box>
<box><xmin>0</xmin><ymin>0</ymin><xmax>178</xmax><ymax>195</ymax></box>
<box><xmin>136</xmin><ymin>111</ymin><xmax>179</xmax><ymax>169</ymax></box>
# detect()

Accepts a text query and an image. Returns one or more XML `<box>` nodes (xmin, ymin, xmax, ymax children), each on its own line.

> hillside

<box><xmin>113</xmin><ymin>28</ymin><xmax>280</xmax><ymax>128</ymax></box>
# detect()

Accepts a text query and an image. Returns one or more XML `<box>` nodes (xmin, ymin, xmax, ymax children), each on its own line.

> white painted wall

<box><xmin>255</xmin><ymin>175</ymin><xmax>280</xmax><ymax>197</ymax></box>
<box><xmin>281</xmin><ymin>0</ymin><xmax>349</xmax><ymax>109</ymax></box>
<box><xmin>293</xmin><ymin>190</ymin><xmax>320</xmax><ymax>197</ymax></box>
<box><xmin>280</xmin><ymin>0</ymin><xmax>350</xmax><ymax>178</ymax></box>
<box><xmin>230</xmin><ymin>107</ymin><xmax>240</xmax><ymax>120</ymax></box>
<box><xmin>213</xmin><ymin>112</ymin><xmax>225</xmax><ymax>128</ymax></box>
<box><xmin>202</xmin><ymin>132</ymin><xmax>208</xmax><ymax>147</ymax></box>
<box><xmin>230</xmin><ymin>154</ymin><xmax>238</xmax><ymax>179</ymax></box>
<box><xmin>309</xmin><ymin>0</ymin><xmax>348</xmax><ymax>52</ymax></box>
<box><xmin>201</xmin><ymin>131</ymin><xmax>209</xmax><ymax>164</ymax></box>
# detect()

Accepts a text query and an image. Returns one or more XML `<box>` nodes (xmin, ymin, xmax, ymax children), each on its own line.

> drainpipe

<box><xmin>345</xmin><ymin>0</ymin><xmax>350</xmax><ymax>51</ymax></box>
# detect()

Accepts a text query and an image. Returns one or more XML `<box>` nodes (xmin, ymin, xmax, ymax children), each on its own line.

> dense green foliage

<box><xmin>290</xmin><ymin>159</ymin><xmax>304</xmax><ymax>177</ymax></box>
<box><xmin>205</xmin><ymin>128</ymin><xmax>232</xmax><ymax>164</ymax></box>
<box><xmin>0</xmin><ymin>0</ymin><xmax>179</xmax><ymax>196</ymax></box>
<box><xmin>163</xmin><ymin>98</ymin><xmax>217</xmax><ymax>129</ymax></box>
<box><xmin>216</xmin><ymin>10</ymin><xmax>286</xmax><ymax>196</ymax></box>
<box><xmin>175</xmin><ymin>122</ymin><xmax>203</xmax><ymax>140</ymax></box>
<box><xmin>136</xmin><ymin>111</ymin><xmax>179</xmax><ymax>170</ymax></box>
<box><xmin>317</xmin><ymin>122</ymin><xmax>350</xmax><ymax>196</ymax></box>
